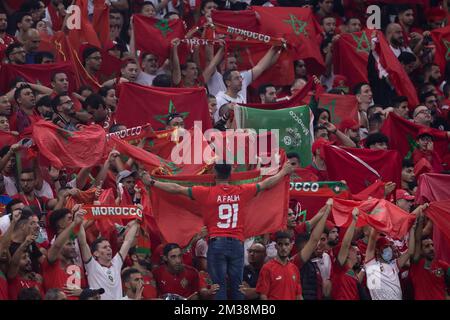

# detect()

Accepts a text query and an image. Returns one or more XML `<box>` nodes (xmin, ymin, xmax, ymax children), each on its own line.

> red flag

<box><xmin>373</xmin><ymin>32</ymin><xmax>419</xmax><ymax>108</ymax></box>
<box><xmin>416</xmin><ymin>174</ymin><xmax>450</xmax><ymax>263</ymax></box>
<box><xmin>32</xmin><ymin>120</ymin><xmax>108</xmax><ymax>169</ymax></box>
<box><xmin>115</xmin><ymin>83</ymin><xmax>212</xmax><ymax>131</ymax></box>
<box><xmin>92</xmin><ymin>0</ymin><xmax>111</xmax><ymax>48</ymax></box>
<box><xmin>380</xmin><ymin>112</ymin><xmax>449</xmax><ymax>160</ymax></box>
<box><xmin>425</xmin><ymin>200</ymin><xmax>450</xmax><ymax>245</ymax></box>
<box><xmin>333</xmin><ymin>30</ymin><xmax>370</xmax><ymax>89</ymax></box>
<box><xmin>67</xmin><ymin>0</ymin><xmax>101</xmax><ymax>49</ymax></box>
<box><xmin>211</xmin><ymin>10</ymin><xmax>260</xmax><ymax>32</ymax></box>
<box><xmin>225</xmin><ymin>39</ymin><xmax>294</xmax><ymax>88</ymax></box>
<box><xmin>351</xmin><ymin>180</ymin><xmax>386</xmax><ymax>201</ymax></box>
<box><xmin>150</xmin><ymin>170</ymin><xmax>289</xmax><ymax>247</ymax></box>
<box><xmin>323</xmin><ymin>145</ymin><xmax>402</xmax><ymax>194</ymax></box>
<box><xmin>0</xmin><ymin>62</ymin><xmax>78</xmax><ymax>95</ymax></box>
<box><xmin>313</xmin><ymin>92</ymin><xmax>359</xmax><ymax>126</ymax></box>
<box><xmin>133</xmin><ymin>14</ymin><xmax>186</xmax><ymax>62</ymax></box>
<box><xmin>332</xmin><ymin>198</ymin><xmax>415</xmax><ymax>239</ymax></box>
<box><xmin>431</xmin><ymin>26</ymin><xmax>450</xmax><ymax>74</ymax></box>
<box><xmin>252</xmin><ymin>6</ymin><xmax>325</xmax><ymax>74</ymax></box>
<box><xmin>97</xmin><ymin>51</ymin><xmax>122</xmax><ymax>84</ymax></box>
<box><xmin>289</xmin><ymin>180</ymin><xmax>349</xmax><ymax>221</ymax></box>
<box><xmin>0</xmin><ymin>131</ymin><xmax>19</xmax><ymax>147</ymax></box>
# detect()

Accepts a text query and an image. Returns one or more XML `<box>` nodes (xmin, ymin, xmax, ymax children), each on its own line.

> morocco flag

<box><xmin>150</xmin><ymin>170</ymin><xmax>289</xmax><ymax>247</ymax></box>
<box><xmin>211</xmin><ymin>9</ymin><xmax>260</xmax><ymax>32</ymax></box>
<box><xmin>115</xmin><ymin>83</ymin><xmax>212</xmax><ymax>131</ymax></box>
<box><xmin>426</xmin><ymin>200</ymin><xmax>450</xmax><ymax>245</ymax></box>
<box><xmin>313</xmin><ymin>92</ymin><xmax>359</xmax><ymax>126</ymax></box>
<box><xmin>333</xmin><ymin>30</ymin><xmax>371</xmax><ymax>89</ymax></box>
<box><xmin>323</xmin><ymin>145</ymin><xmax>402</xmax><ymax>194</ymax></box>
<box><xmin>133</xmin><ymin>14</ymin><xmax>186</xmax><ymax>62</ymax></box>
<box><xmin>431</xmin><ymin>26</ymin><xmax>450</xmax><ymax>74</ymax></box>
<box><xmin>332</xmin><ymin>198</ymin><xmax>415</xmax><ymax>239</ymax></box>
<box><xmin>32</xmin><ymin>120</ymin><xmax>108</xmax><ymax>169</ymax></box>
<box><xmin>251</xmin><ymin>6</ymin><xmax>325</xmax><ymax>74</ymax></box>
<box><xmin>225</xmin><ymin>39</ymin><xmax>294</xmax><ymax>88</ymax></box>
<box><xmin>372</xmin><ymin>32</ymin><xmax>419</xmax><ymax>108</ymax></box>
<box><xmin>234</xmin><ymin>105</ymin><xmax>313</xmax><ymax>167</ymax></box>
<box><xmin>0</xmin><ymin>62</ymin><xmax>78</xmax><ymax>94</ymax></box>
<box><xmin>380</xmin><ymin>112</ymin><xmax>449</xmax><ymax>160</ymax></box>
<box><xmin>289</xmin><ymin>180</ymin><xmax>349</xmax><ymax>221</ymax></box>
<box><xmin>0</xmin><ymin>131</ymin><xmax>19</xmax><ymax>147</ymax></box>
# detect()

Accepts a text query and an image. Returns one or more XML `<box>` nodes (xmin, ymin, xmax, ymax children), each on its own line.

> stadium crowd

<box><xmin>0</xmin><ymin>0</ymin><xmax>449</xmax><ymax>300</ymax></box>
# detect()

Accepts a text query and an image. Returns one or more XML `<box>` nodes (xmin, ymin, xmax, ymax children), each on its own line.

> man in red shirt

<box><xmin>153</xmin><ymin>243</ymin><xmax>200</xmax><ymax>299</ymax></box>
<box><xmin>41</xmin><ymin>206</ymin><xmax>87</xmax><ymax>299</ymax></box>
<box><xmin>305</xmin><ymin>138</ymin><xmax>330</xmax><ymax>180</ymax></box>
<box><xmin>0</xmin><ymin>11</ymin><xmax>15</xmax><ymax>61</ymax></box>
<box><xmin>146</xmin><ymin>161</ymin><xmax>294</xmax><ymax>300</ymax></box>
<box><xmin>410</xmin><ymin>214</ymin><xmax>450</xmax><ymax>300</ymax></box>
<box><xmin>330</xmin><ymin>208</ymin><xmax>362</xmax><ymax>300</ymax></box>
<box><xmin>128</xmin><ymin>246</ymin><xmax>157</xmax><ymax>300</ymax></box>
<box><xmin>256</xmin><ymin>231</ymin><xmax>302</xmax><ymax>300</ymax></box>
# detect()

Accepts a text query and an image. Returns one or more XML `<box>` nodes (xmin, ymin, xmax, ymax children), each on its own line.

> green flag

<box><xmin>234</xmin><ymin>105</ymin><xmax>313</xmax><ymax>167</ymax></box>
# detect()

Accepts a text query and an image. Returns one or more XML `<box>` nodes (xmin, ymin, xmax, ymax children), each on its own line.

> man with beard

<box><xmin>240</xmin><ymin>242</ymin><xmax>267</xmax><ymax>300</ymax></box>
<box><xmin>413</xmin><ymin>105</ymin><xmax>433</xmax><ymax>128</ymax></box>
<box><xmin>51</xmin><ymin>94</ymin><xmax>78</xmax><ymax>131</ymax></box>
<box><xmin>84</xmin><ymin>94</ymin><xmax>110</xmax><ymax>130</ymax></box>
<box><xmin>256</xmin><ymin>231</ymin><xmax>302</xmax><ymax>300</ymax></box>
<box><xmin>7</xmin><ymin>207</ymin><xmax>44</xmax><ymax>299</ymax></box>
<box><xmin>35</xmin><ymin>95</ymin><xmax>53</xmax><ymax>121</ymax></box>
<box><xmin>392</xmin><ymin>96</ymin><xmax>410</xmax><ymax>120</ymax></box>
<box><xmin>128</xmin><ymin>246</ymin><xmax>157</xmax><ymax>299</ymax></box>
<box><xmin>385</xmin><ymin>23</ymin><xmax>413</xmax><ymax>58</ymax></box>
<box><xmin>401</xmin><ymin>159</ymin><xmax>416</xmax><ymax>194</ymax></box>
<box><xmin>14</xmin><ymin>84</ymin><xmax>39</xmax><ymax>133</ymax></box>
<box><xmin>410</xmin><ymin>213</ymin><xmax>450</xmax><ymax>300</ymax></box>
<box><xmin>51</xmin><ymin>72</ymin><xmax>69</xmax><ymax>96</ymax></box>
<box><xmin>258</xmin><ymin>84</ymin><xmax>277</xmax><ymax>104</ymax></box>
<box><xmin>115</xmin><ymin>170</ymin><xmax>141</xmax><ymax>206</ymax></box>
<box><xmin>121</xmin><ymin>268</ymin><xmax>145</xmax><ymax>300</ymax></box>
<box><xmin>153</xmin><ymin>243</ymin><xmax>200</xmax><ymax>299</ymax></box>
<box><xmin>41</xmin><ymin>207</ymin><xmax>87</xmax><ymax>299</ymax></box>
<box><xmin>82</xmin><ymin>47</ymin><xmax>102</xmax><ymax>81</ymax></box>
<box><xmin>292</xmin><ymin>200</ymin><xmax>332</xmax><ymax>300</ymax></box>
<box><xmin>136</xmin><ymin>53</ymin><xmax>165</xmax><ymax>86</ymax></box>
<box><xmin>335</xmin><ymin>119</ymin><xmax>361</xmax><ymax>147</ymax></box>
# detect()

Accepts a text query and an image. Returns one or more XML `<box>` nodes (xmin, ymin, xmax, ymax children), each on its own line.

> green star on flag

<box><xmin>444</xmin><ymin>40</ymin><xmax>450</xmax><ymax>60</ymax></box>
<box><xmin>352</xmin><ymin>32</ymin><xmax>370</xmax><ymax>54</ymax></box>
<box><xmin>319</xmin><ymin>99</ymin><xmax>341</xmax><ymax>123</ymax></box>
<box><xmin>155</xmin><ymin>19</ymin><xmax>172</xmax><ymax>37</ymax></box>
<box><xmin>154</xmin><ymin>100</ymin><xmax>190</xmax><ymax>125</ymax></box>
<box><xmin>283</xmin><ymin>14</ymin><xmax>308</xmax><ymax>37</ymax></box>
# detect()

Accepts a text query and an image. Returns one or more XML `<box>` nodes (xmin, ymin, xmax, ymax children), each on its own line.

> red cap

<box><xmin>416</xmin><ymin>127</ymin><xmax>434</xmax><ymax>140</ymax></box>
<box><xmin>375</xmin><ymin>236</ymin><xmax>392</xmax><ymax>251</ymax></box>
<box><xmin>425</xmin><ymin>7</ymin><xmax>447</xmax><ymax>21</ymax></box>
<box><xmin>332</xmin><ymin>74</ymin><xmax>348</xmax><ymax>89</ymax></box>
<box><xmin>312</xmin><ymin>138</ymin><xmax>332</xmax><ymax>155</ymax></box>
<box><xmin>339</xmin><ymin>118</ymin><xmax>360</xmax><ymax>131</ymax></box>
<box><xmin>395</xmin><ymin>189</ymin><xmax>415</xmax><ymax>201</ymax></box>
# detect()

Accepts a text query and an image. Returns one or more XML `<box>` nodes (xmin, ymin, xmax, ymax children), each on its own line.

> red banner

<box><xmin>83</xmin><ymin>205</ymin><xmax>143</xmax><ymax>221</ymax></box>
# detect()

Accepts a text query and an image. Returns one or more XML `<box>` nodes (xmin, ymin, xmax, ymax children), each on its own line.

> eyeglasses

<box><xmin>89</xmin><ymin>56</ymin><xmax>102</xmax><ymax>60</ymax></box>
<box><xmin>60</xmin><ymin>101</ymin><xmax>74</xmax><ymax>106</ymax></box>
<box><xmin>415</xmin><ymin>109</ymin><xmax>431</xmax><ymax>116</ymax></box>
<box><xmin>12</xmin><ymin>50</ymin><xmax>26</xmax><ymax>55</ymax></box>
<box><xmin>247</xmin><ymin>249</ymin><xmax>265</xmax><ymax>253</ymax></box>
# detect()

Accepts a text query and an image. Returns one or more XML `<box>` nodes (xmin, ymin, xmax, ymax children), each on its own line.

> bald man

<box><xmin>241</xmin><ymin>242</ymin><xmax>267</xmax><ymax>300</ymax></box>
<box><xmin>23</xmin><ymin>28</ymin><xmax>41</xmax><ymax>64</ymax></box>
<box><xmin>385</xmin><ymin>23</ymin><xmax>413</xmax><ymax>57</ymax></box>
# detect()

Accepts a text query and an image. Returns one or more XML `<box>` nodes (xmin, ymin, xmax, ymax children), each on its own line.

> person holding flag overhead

<box><xmin>142</xmin><ymin>161</ymin><xmax>294</xmax><ymax>300</ymax></box>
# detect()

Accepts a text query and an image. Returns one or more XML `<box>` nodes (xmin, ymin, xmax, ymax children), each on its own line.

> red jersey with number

<box><xmin>256</xmin><ymin>259</ymin><xmax>302</xmax><ymax>300</ymax></box>
<box><xmin>153</xmin><ymin>264</ymin><xmax>199</xmax><ymax>299</ymax></box>
<box><xmin>330</xmin><ymin>260</ymin><xmax>359</xmax><ymax>300</ymax></box>
<box><xmin>409</xmin><ymin>258</ymin><xmax>450</xmax><ymax>300</ymax></box>
<box><xmin>41</xmin><ymin>259</ymin><xmax>87</xmax><ymax>300</ymax></box>
<box><xmin>190</xmin><ymin>184</ymin><xmax>259</xmax><ymax>241</ymax></box>
<box><xmin>0</xmin><ymin>270</ymin><xmax>8</xmax><ymax>300</ymax></box>
<box><xmin>8</xmin><ymin>274</ymin><xmax>45</xmax><ymax>300</ymax></box>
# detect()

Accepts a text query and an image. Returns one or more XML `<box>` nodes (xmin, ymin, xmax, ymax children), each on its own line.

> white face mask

<box><xmin>381</xmin><ymin>247</ymin><xmax>393</xmax><ymax>262</ymax></box>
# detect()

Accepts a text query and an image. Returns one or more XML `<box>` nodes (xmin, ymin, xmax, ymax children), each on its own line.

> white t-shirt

<box><xmin>136</xmin><ymin>70</ymin><xmax>165</xmax><ymax>86</ymax></box>
<box><xmin>34</xmin><ymin>180</ymin><xmax>55</xmax><ymax>199</ymax></box>
<box><xmin>312</xmin><ymin>252</ymin><xmax>332</xmax><ymax>281</ymax></box>
<box><xmin>207</xmin><ymin>70</ymin><xmax>252</xmax><ymax>102</ymax></box>
<box><xmin>365</xmin><ymin>258</ymin><xmax>402</xmax><ymax>300</ymax></box>
<box><xmin>195</xmin><ymin>239</ymin><xmax>208</xmax><ymax>259</ymax></box>
<box><xmin>0</xmin><ymin>214</ymin><xmax>11</xmax><ymax>235</ymax></box>
<box><xmin>4</xmin><ymin>176</ymin><xmax>18</xmax><ymax>197</ymax></box>
<box><xmin>214</xmin><ymin>91</ymin><xmax>245</xmax><ymax>122</ymax></box>
<box><xmin>85</xmin><ymin>254</ymin><xmax>124</xmax><ymax>300</ymax></box>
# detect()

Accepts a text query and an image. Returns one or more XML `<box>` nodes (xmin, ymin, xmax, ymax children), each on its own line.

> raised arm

<box><xmin>337</xmin><ymin>208</ymin><xmax>359</xmax><ymax>266</ymax></box>
<box><xmin>300</xmin><ymin>199</ymin><xmax>332</xmax><ymax>263</ymax></box>
<box><xmin>364</xmin><ymin>226</ymin><xmax>378</xmax><ymax>264</ymax></box>
<box><xmin>202</xmin><ymin>40</ymin><xmax>225</xmax><ymax>84</ymax></box>
<box><xmin>258</xmin><ymin>161</ymin><xmax>294</xmax><ymax>191</ymax></box>
<box><xmin>140</xmin><ymin>171</ymin><xmax>190</xmax><ymax>197</ymax></box>
<box><xmin>171</xmin><ymin>38</ymin><xmax>182</xmax><ymax>86</ymax></box>
<box><xmin>0</xmin><ymin>209</ymin><xmax>21</xmax><ymax>255</ymax></box>
<box><xmin>77</xmin><ymin>223</ymin><xmax>92</xmax><ymax>264</ymax></box>
<box><xmin>397</xmin><ymin>220</ymin><xmax>417</xmax><ymax>269</ymax></box>
<box><xmin>0</xmin><ymin>143</ymin><xmax>20</xmax><ymax>173</ymax></box>
<box><xmin>251</xmin><ymin>46</ymin><xmax>281</xmax><ymax>81</ymax></box>
<box><xmin>47</xmin><ymin>206</ymin><xmax>85</xmax><ymax>264</ymax></box>
<box><xmin>7</xmin><ymin>234</ymin><xmax>36</xmax><ymax>279</ymax></box>
<box><xmin>412</xmin><ymin>205</ymin><xmax>428</xmax><ymax>263</ymax></box>
<box><xmin>118</xmin><ymin>220</ymin><xmax>140</xmax><ymax>260</ymax></box>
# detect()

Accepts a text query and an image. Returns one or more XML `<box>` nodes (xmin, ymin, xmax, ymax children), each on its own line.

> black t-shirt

<box><xmin>243</xmin><ymin>265</ymin><xmax>260</xmax><ymax>288</ymax></box>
